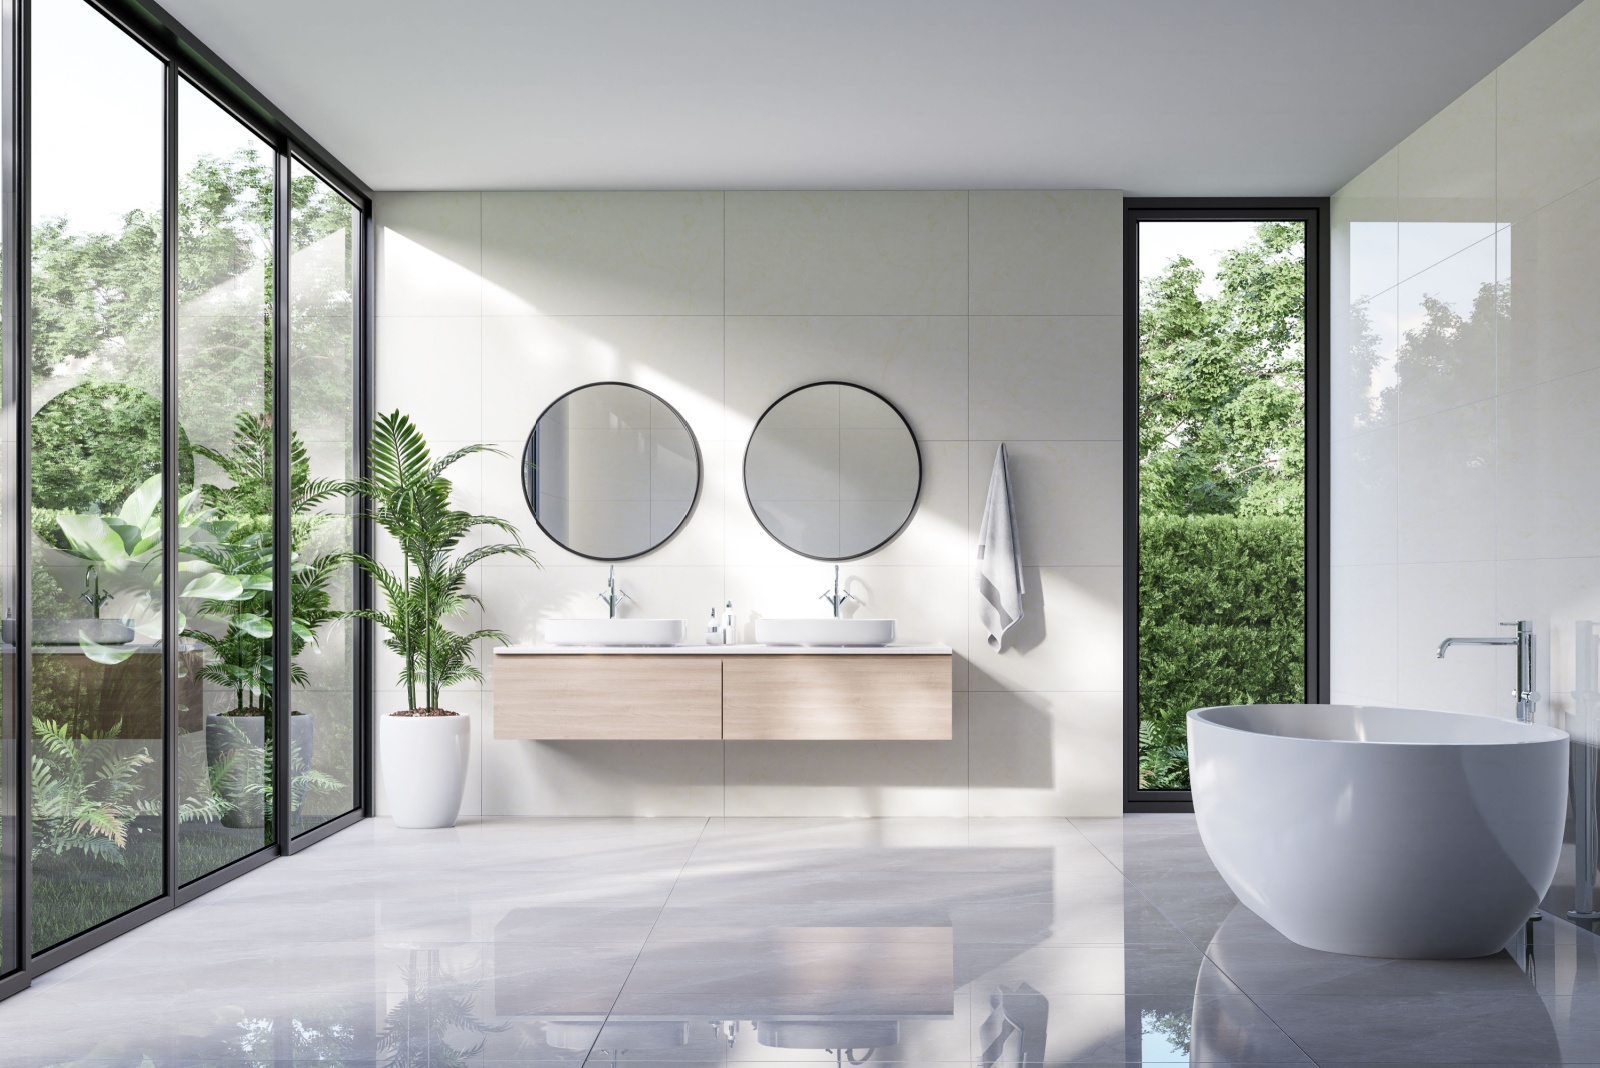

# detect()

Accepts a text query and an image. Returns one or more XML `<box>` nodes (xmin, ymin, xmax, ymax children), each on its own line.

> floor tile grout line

<box><xmin>580</xmin><ymin>815</ymin><xmax>713</xmax><ymax>1068</ymax></box>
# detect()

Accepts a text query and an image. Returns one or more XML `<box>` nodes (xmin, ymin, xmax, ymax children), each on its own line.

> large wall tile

<box><xmin>1330</xmin><ymin>426</ymin><xmax>1397</xmax><ymax>567</ymax></box>
<box><xmin>1497</xmin><ymin>0</ymin><xmax>1600</xmax><ymax>223</ymax></box>
<box><xmin>724</xmin><ymin>315</ymin><xmax>966</xmax><ymax>441</ymax></box>
<box><xmin>1496</xmin><ymin>368</ymin><xmax>1600</xmax><ymax>561</ymax></box>
<box><xmin>723</xmin><ymin>696</ymin><xmax>970</xmax><ymax>817</ymax></box>
<box><xmin>1394</xmin><ymin>235</ymin><xmax>1497</xmax><ymax>422</ymax></box>
<box><xmin>481</xmin><ymin>192</ymin><xmax>724</xmax><ymax>315</ymax></box>
<box><xmin>481</xmin><ymin>730</ymin><xmax>726</xmax><ymax>817</ymax></box>
<box><xmin>1396</xmin><ymin>400</ymin><xmax>1496</xmax><ymax>564</ymax></box>
<box><xmin>1397</xmin><ymin>73</ymin><xmax>1497</xmax><ymax>282</ymax></box>
<box><xmin>1331</xmin><ymin>564</ymin><xmax>1397</xmax><ymax>704</ymax></box>
<box><xmin>968</xmin><ymin>316</ymin><xmax>1121</xmax><ymax>441</ymax></box>
<box><xmin>1499</xmin><ymin>177</ymin><xmax>1600</xmax><ymax>393</ymax></box>
<box><xmin>481</xmin><ymin>315</ymin><xmax>725</xmax><ymax>443</ymax></box>
<box><xmin>375</xmin><ymin>192</ymin><xmax>482</xmax><ymax>317</ymax></box>
<box><xmin>968</xmin><ymin>691</ymin><xmax>1121</xmax><ymax>817</ymax></box>
<box><xmin>725</xmin><ymin>191</ymin><xmax>967</xmax><ymax>315</ymax></box>
<box><xmin>375</xmin><ymin>316</ymin><xmax>482</xmax><ymax>442</ymax></box>
<box><xmin>969</xmin><ymin>441</ymin><xmax>1121</xmax><ymax>567</ymax></box>
<box><xmin>1396</xmin><ymin>561</ymin><xmax>1498</xmax><ymax>717</ymax></box>
<box><xmin>968</xmin><ymin>191</ymin><xmax>1122</xmax><ymax>315</ymax></box>
<box><xmin>968</xmin><ymin>567</ymin><xmax>1121</xmax><ymax>693</ymax></box>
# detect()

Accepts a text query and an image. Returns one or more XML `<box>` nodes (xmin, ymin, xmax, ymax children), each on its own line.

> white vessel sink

<box><xmin>544</xmin><ymin>618</ymin><xmax>686</xmax><ymax>647</ymax></box>
<box><xmin>755</xmin><ymin>618</ymin><xmax>896</xmax><ymax>647</ymax></box>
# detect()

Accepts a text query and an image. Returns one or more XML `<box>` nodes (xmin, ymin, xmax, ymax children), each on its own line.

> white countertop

<box><xmin>496</xmin><ymin>642</ymin><xmax>953</xmax><ymax>656</ymax></box>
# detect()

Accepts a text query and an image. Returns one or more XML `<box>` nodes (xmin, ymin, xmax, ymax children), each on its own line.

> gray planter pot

<box><xmin>204</xmin><ymin>711</ymin><xmax>315</xmax><ymax>829</ymax></box>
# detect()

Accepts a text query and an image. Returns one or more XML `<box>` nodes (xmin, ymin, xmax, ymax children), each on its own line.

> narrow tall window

<box><xmin>1130</xmin><ymin>211</ymin><xmax>1317</xmax><ymax>801</ymax></box>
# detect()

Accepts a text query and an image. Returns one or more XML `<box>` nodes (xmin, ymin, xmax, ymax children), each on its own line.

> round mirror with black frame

<box><xmin>522</xmin><ymin>382</ymin><xmax>702</xmax><ymax>561</ymax></box>
<box><xmin>743</xmin><ymin>381</ymin><xmax>922</xmax><ymax>560</ymax></box>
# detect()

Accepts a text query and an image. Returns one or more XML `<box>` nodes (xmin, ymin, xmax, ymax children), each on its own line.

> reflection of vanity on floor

<box><xmin>492</xmin><ymin>643</ymin><xmax>953</xmax><ymax>741</ymax></box>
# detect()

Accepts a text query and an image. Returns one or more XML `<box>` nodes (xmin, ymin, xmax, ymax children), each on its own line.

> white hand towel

<box><xmin>977</xmin><ymin>443</ymin><xmax>1025</xmax><ymax>650</ymax></box>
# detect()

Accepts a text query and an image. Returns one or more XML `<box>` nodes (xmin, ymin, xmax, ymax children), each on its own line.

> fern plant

<box><xmin>32</xmin><ymin>717</ymin><xmax>239</xmax><ymax>861</ymax></box>
<box><xmin>341</xmin><ymin>411</ymin><xmax>535</xmax><ymax>712</ymax></box>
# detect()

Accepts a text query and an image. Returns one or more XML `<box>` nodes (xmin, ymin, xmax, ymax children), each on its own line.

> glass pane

<box><xmin>288</xmin><ymin>160</ymin><xmax>357</xmax><ymax>836</ymax></box>
<box><xmin>28</xmin><ymin>0</ymin><xmax>165</xmax><ymax>949</ymax></box>
<box><xmin>176</xmin><ymin>80</ymin><xmax>276</xmax><ymax>882</ymax></box>
<box><xmin>0</xmin><ymin>0</ymin><xmax>14</xmax><ymax>979</ymax></box>
<box><xmin>1136</xmin><ymin>221</ymin><xmax>1308</xmax><ymax>791</ymax></box>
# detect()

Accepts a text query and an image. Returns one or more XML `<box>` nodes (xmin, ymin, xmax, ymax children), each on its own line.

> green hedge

<box><xmin>1138</xmin><ymin>513</ymin><xmax>1305</xmax><ymax>789</ymax></box>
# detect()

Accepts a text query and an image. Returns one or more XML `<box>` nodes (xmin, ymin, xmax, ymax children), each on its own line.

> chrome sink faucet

<box><xmin>1438</xmin><ymin>619</ymin><xmax>1539</xmax><ymax>723</ymax></box>
<box><xmin>598</xmin><ymin>565</ymin><xmax>628</xmax><ymax>618</ymax></box>
<box><xmin>819</xmin><ymin>565</ymin><xmax>857</xmax><ymax>618</ymax></box>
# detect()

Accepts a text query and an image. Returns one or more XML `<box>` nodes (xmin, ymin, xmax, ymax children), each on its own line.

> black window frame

<box><xmin>0</xmin><ymin>0</ymin><xmax>375</xmax><ymax>999</ymax></box>
<box><xmin>1123</xmin><ymin>198</ymin><xmax>1331</xmax><ymax>813</ymax></box>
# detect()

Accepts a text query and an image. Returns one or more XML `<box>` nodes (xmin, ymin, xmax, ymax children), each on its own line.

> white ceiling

<box><xmin>160</xmin><ymin>0</ymin><xmax>1581</xmax><ymax>195</ymax></box>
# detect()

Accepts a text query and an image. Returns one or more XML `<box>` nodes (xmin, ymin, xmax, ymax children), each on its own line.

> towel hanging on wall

<box><xmin>977</xmin><ymin>442</ymin><xmax>1024</xmax><ymax>650</ymax></box>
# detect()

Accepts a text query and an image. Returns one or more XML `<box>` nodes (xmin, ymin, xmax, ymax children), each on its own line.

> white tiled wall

<box><xmin>1331</xmin><ymin>0</ymin><xmax>1600</xmax><ymax>732</ymax></box>
<box><xmin>374</xmin><ymin>189</ymin><xmax>1124</xmax><ymax>816</ymax></box>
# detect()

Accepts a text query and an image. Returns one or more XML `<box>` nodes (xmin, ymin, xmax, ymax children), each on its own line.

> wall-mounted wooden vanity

<box><xmin>492</xmin><ymin>645</ymin><xmax>953</xmax><ymax>741</ymax></box>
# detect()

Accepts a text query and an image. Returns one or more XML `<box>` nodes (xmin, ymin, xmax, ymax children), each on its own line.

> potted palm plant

<box><xmin>344</xmin><ymin>411</ymin><xmax>534</xmax><ymax>828</ymax></box>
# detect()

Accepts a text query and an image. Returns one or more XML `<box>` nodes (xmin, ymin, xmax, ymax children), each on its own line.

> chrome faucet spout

<box><xmin>818</xmin><ymin>564</ymin><xmax>857</xmax><ymax>619</ymax></box>
<box><xmin>598</xmin><ymin>565</ymin><xmax>627</xmax><ymax>619</ymax></box>
<box><xmin>1437</xmin><ymin>620</ymin><xmax>1538</xmax><ymax>723</ymax></box>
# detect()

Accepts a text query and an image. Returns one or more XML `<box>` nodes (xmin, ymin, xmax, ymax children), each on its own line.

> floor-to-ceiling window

<box><xmin>0</xmin><ymin>0</ymin><xmax>370</xmax><ymax>993</ymax></box>
<box><xmin>28</xmin><ymin>0</ymin><xmax>166</xmax><ymax>950</ymax></box>
<box><xmin>1124</xmin><ymin>202</ymin><xmax>1328</xmax><ymax>809</ymax></box>
<box><xmin>176</xmin><ymin>79</ymin><xmax>277</xmax><ymax>883</ymax></box>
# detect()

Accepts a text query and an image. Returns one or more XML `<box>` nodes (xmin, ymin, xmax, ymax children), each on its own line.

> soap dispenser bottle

<box><xmin>724</xmin><ymin>601</ymin><xmax>735</xmax><ymax>645</ymax></box>
<box><xmin>706</xmin><ymin>607</ymin><xmax>721</xmax><ymax>646</ymax></box>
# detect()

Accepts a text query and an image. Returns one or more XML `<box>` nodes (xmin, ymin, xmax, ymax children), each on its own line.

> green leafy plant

<box><xmin>32</xmin><ymin>717</ymin><xmax>236</xmax><ymax>861</ymax></box>
<box><xmin>1137</xmin><ymin>513</ymin><xmax>1305</xmax><ymax>789</ymax></box>
<box><xmin>342</xmin><ymin>411</ymin><xmax>535</xmax><ymax>712</ymax></box>
<box><xmin>54</xmin><ymin>473</ymin><xmax>246</xmax><ymax>662</ymax></box>
<box><xmin>182</xmin><ymin>411</ymin><xmax>346</xmax><ymax>714</ymax></box>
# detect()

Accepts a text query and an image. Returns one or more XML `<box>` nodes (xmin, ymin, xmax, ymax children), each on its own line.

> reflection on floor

<box><xmin>1</xmin><ymin>813</ymin><xmax>1598</xmax><ymax>1065</ymax></box>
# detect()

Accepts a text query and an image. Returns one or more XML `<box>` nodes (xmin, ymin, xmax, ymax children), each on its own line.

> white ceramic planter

<box><xmin>380</xmin><ymin>712</ymin><xmax>470</xmax><ymax>828</ymax></box>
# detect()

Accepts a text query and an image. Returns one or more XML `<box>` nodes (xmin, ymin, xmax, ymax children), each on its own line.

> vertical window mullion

<box><xmin>159</xmin><ymin>55</ymin><xmax>177</xmax><ymax>905</ymax></box>
<box><xmin>271</xmin><ymin>146</ymin><xmax>290</xmax><ymax>853</ymax></box>
<box><xmin>1</xmin><ymin>0</ymin><xmax>31</xmax><ymax>991</ymax></box>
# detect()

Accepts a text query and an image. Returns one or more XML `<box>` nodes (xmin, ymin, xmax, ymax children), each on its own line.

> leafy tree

<box><xmin>1137</xmin><ymin>224</ymin><xmax>1307</xmax><ymax>788</ymax></box>
<box><xmin>1139</xmin><ymin>222</ymin><xmax>1306</xmax><ymax>519</ymax></box>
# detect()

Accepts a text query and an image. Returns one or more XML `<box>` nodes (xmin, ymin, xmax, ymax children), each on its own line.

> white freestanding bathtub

<box><xmin>1189</xmin><ymin>703</ymin><xmax>1569</xmax><ymax>959</ymax></box>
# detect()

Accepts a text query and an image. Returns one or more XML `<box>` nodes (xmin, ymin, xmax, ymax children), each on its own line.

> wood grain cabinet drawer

<box><xmin>722</xmin><ymin>655</ymin><xmax>952</xmax><ymax>741</ymax></box>
<box><xmin>493</xmin><ymin>655</ymin><xmax>723</xmax><ymax>740</ymax></box>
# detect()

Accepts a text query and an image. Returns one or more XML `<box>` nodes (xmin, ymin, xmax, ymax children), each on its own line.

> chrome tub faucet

<box><xmin>1438</xmin><ymin>619</ymin><xmax>1538</xmax><ymax>723</ymax></box>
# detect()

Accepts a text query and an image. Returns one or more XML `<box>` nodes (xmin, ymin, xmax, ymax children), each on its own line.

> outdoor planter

<box><xmin>381</xmin><ymin>710</ymin><xmax>470</xmax><ymax>828</ymax></box>
<box><xmin>205</xmin><ymin>709</ymin><xmax>315</xmax><ymax>828</ymax></box>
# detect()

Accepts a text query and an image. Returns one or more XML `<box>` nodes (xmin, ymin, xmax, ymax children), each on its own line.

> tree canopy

<box><xmin>1138</xmin><ymin>222</ymin><xmax>1306</xmax><ymax>519</ymax></box>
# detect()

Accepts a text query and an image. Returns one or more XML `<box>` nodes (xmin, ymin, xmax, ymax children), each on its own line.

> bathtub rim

<box><xmin>1187</xmin><ymin>702</ymin><xmax>1569</xmax><ymax>747</ymax></box>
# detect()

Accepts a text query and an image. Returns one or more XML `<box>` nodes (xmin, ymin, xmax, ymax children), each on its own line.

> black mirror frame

<box><xmin>741</xmin><ymin>380</ymin><xmax>923</xmax><ymax>562</ymax></box>
<box><xmin>522</xmin><ymin>381</ymin><xmax>704</xmax><ymax>562</ymax></box>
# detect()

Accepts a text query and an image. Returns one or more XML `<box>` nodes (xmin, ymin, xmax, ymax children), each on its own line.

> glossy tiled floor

<box><xmin>2</xmin><ymin>814</ymin><xmax>1598</xmax><ymax>1066</ymax></box>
